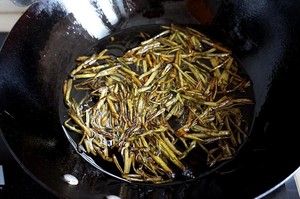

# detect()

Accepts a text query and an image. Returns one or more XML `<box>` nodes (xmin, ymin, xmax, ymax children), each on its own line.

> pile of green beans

<box><xmin>63</xmin><ymin>24</ymin><xmax>253</xmax><ymax>183</ymax></box>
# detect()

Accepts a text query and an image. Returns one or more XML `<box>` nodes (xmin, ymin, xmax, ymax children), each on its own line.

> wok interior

<box><xmin>0</xmin><ymin>0</ymin><xmax>299</xmax><ymax>198</ymax></box>
<box><xmin>60</xmin><ymin>23</ymin><xmax>256</xmax><ymax>184</ymax></box>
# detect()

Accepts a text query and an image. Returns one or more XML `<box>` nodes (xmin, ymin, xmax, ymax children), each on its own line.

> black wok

<box><xmin>0</xmin><ymin>0</ymin><xmax>300</xmax><ymax>198</ymax></box>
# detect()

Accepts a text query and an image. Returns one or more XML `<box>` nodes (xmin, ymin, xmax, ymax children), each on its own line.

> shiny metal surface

<box><xmin>0</xmin><ymin>0</ymin><xmax>300</xmax><ymax>198</ymax></box>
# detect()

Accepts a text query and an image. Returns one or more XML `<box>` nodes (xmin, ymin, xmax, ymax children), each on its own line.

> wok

<box><xmin>0</xmin><ymin>0</ymin><xmax>300</xmax><ymax>198</ymax></box>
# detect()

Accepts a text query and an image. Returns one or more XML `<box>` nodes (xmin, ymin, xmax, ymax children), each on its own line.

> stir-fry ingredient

<box><xmin>63</xmin><ymin>24</ymin><xmax>254</xmax><ymax>183</ymax></box>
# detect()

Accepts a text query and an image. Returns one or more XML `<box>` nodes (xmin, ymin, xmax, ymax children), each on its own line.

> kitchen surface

<box><xmin>0</xmin><ymin>0</ymin><xmax>28</xmax><ymax>32</ymax></box>
<box><xmin>0</xmin><ymin>1</ymin><xmax>300</xmax><ymax>198</ymax></box>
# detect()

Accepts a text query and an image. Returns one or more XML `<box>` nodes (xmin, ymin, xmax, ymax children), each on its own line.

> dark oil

<box><xmin>64</xmin><ymin>24</ymin><xmax>255</xmax><ymax>184</ymax></box>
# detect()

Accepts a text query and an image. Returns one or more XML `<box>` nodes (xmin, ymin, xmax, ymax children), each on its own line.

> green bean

<box><xmin>63</xmin><ymin>24</ymin><xmax>254</xmax><ymax>184</ymax></box>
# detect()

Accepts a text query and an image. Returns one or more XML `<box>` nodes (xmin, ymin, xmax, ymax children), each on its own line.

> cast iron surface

<box><xmin>0</xmin><ymin>0</ymin><xmax>300</xmax><ymax>198</ymax></box>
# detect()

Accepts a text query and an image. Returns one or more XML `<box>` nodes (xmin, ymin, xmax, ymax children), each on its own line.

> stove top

<box><xmin>0</xmin><ymin>32</ymin><xmax>299</xmax><ymax>199</ymax></box>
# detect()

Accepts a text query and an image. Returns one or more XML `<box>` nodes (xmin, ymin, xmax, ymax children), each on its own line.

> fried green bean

<box><xmin>63</xmin><ymin>24</ymin><xmax>254</xmax><ymax>183</ymax></box>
